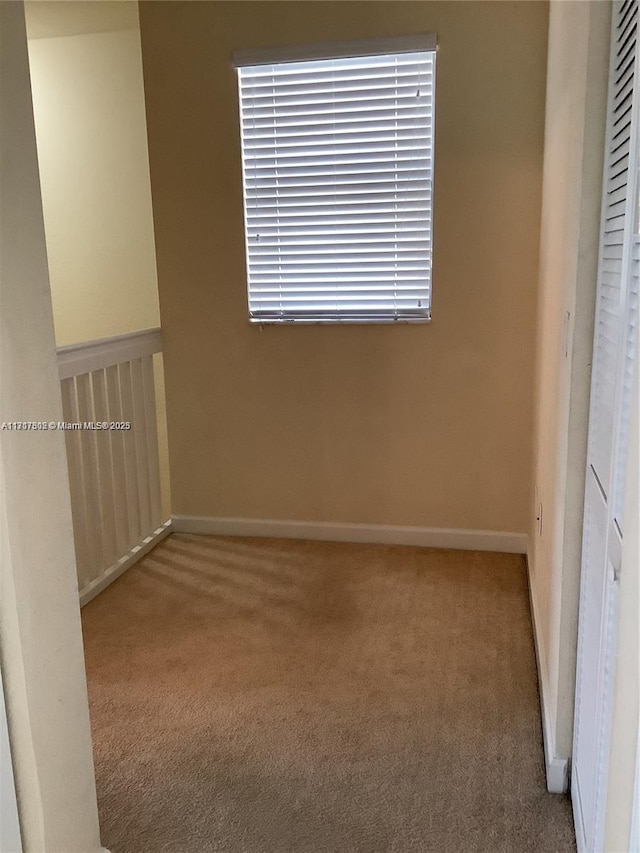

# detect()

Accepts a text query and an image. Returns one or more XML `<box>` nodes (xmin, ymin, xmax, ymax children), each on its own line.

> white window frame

<box><xmin>234</xmin><ymin>35</ymin><xmax>437</xmax><ymax>325</ymax></box>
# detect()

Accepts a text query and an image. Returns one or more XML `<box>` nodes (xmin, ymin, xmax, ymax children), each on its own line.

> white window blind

<box><xmin>235</xmin><ymin>38</ymin><xmax>436</xmax><ymax>323</ymax></box>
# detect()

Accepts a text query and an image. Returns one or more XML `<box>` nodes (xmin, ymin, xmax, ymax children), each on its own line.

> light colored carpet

<box><xmin>82</xmin><ymin>534</ymin><xmax>576</xmax><ymax>853</ymax></box>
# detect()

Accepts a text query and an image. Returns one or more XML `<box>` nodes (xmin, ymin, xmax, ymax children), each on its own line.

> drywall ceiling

<box><xmin>25</xmin><ymin>1</ymin><xmax>138</xmax><ymax>40</ymax></box>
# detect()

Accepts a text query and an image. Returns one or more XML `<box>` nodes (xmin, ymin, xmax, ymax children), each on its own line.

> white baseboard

<box><xmin>546</xmin><ymin>749</ymin><xmax>569</xmax><ymax>794</ymax></box>
<box><xmin>79</xmin><ymin>520</ymin><xmax>172</xmax><ymax>607</ymax></box>
<box><xmin>526</xmin><ymin>553</ymin><xmax>570</xmax><ymax>793</ymax></box>
<box><xmin>171</xmin><ymin>515</ymin><xmax>528</xmax><ymax>554</ymax></box>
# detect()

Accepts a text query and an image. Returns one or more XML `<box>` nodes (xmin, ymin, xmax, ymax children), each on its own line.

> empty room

<box><xmin>0</xmin><ymin>2</ymin><xmax>639</xmax><ymax>853</ymax></box>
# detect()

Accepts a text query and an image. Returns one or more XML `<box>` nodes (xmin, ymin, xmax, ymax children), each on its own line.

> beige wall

<box><xmin>529</xmin><ymin>0</ymin><xmax>609</xmax><ymax>783</ymax></box>
<box><xmin>26</xmin><ymin>3</ymin><xmax>171</xmax><ymax>519</ymax></box>
<box><xmin>26</xmin><ymin>4</ymin><xmax>160</xmax><ymax>346</ymax></box>
<box><xmin>140</xmin><ymin>0</ymin><xmax>548</xmax><ymax>531</ymax></box>
<box><xmin>0</xmin><ymin>2</ymin><xmax>102</xmax><ymax>848</ymax></box>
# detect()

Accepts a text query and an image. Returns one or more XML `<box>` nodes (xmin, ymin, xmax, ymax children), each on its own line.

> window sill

<box><xmin>249</xmin><ymin>317</ymin><xmax>432</xmax><ymax>326</ymax></box>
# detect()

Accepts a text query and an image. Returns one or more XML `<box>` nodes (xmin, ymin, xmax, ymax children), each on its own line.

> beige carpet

<box><xmin>82</xmin><ymin>534</ymin><xmax>576</xmax><ymax>853</ymax></box>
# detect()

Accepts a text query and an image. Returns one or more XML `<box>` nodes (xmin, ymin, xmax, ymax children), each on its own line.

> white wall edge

<box><xmin>526</xmin><ymin>550</ymin><xmax>570</xmax><ymax>793</ymax></box>
<box><xmin>0</xmin><ymin>667</ymin><xmax>22</xmax><ymax>852</ymax></box>
<box><xmin>171</xmin><ymin>515</ymin><xmax>528</xmax><ymax>554</ymax></box>
<box><xmin>79</xmin><ymin>520</ymin><xmax>172</xmax><ymax>607</ymax></box>
<box><xmin>630</xmin><ymin>738</ymin><xmax>640</xmax><ymax>853</ymax></box>
<box><xmin>573</xmin><ymin>775</ymin><xmax>588</xmax><ymax>853</ymax></box>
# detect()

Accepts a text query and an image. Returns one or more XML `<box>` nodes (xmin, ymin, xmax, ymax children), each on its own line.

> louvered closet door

<box><xmin>573</xmin><ymin>3</ymin><xmax>640</xmax><ymax>851</ymax></box>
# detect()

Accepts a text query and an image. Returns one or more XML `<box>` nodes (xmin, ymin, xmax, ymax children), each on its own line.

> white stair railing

<box><xmin>57</xmin><ymin>328</ymin><xmax>170</xmax><ymax>605</ymax></box>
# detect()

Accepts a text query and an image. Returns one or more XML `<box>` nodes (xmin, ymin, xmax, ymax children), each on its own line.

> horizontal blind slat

<box><xmin>244</xmin><ymin>154</ymin><xmax>431</xmax><ymax>170</ymax></box>
<box><xmin>242</xmin><ymin>124</ymin><xmax>432</xmax><ymax>144</ymax></box>
<box><xmin>242</xmin><ymin>108</ymin><xmax>432</xmax><ymax>129</ymax></box>
<box><xmin>240</xmin><ymin>52</ymin><xmax>434</xmax><ymax>75</ymax></box>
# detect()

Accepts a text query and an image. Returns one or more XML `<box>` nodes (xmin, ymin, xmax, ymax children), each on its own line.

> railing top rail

<box><xmin>57</xmin><ymin>327</ymin><xmax>162</xmax><ymax>380</ymax></box>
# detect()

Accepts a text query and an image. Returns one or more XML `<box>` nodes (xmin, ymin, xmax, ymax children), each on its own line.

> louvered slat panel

<box><xmin>614</xmin><ymin>237</ymin><xmax>640</xmax><ymax>526</ymax></box>
<box><xmin>589</xmin><ymin>1</ymin><xmax>637</xmax><ymax>492</ymax></box>
<box><xmin>237</xmin><ymin>45</ymin><xmax>435</xmax><ymax>322</ymax></box>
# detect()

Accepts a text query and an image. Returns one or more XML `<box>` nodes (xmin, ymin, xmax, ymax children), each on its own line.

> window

<box><xmin>234</xmin><ymin>36</ymin><xmax>436</xmax><ymax>323</ymax></box>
